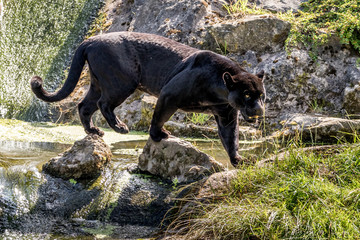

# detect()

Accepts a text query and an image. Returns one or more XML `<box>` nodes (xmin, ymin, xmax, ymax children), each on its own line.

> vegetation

<box><xmin>223</xmin><ymin>0</ymin><xmax>270</xmax><ymax>17</ymax></box>
<box><xmin>167</xmin><ymin>140</ymin><xmax>360</xmax><ymax>239</ymax></box>
<box><xmin>186</xmin><ymin>113</ymin><xmax>213</xmax><ymax>126</ymax></box>
<box><xmin>0</xmin><ymin>0</ymin><xmax>103</xmax><ymax>119</ymax></box>
<box><xmin>283</xmin><ymin>0</ymin><xmax>360</xmax><ymax>54</ymax></box>
<box><xmin>223</xmin><ymin>0</ymin><xmax>360</xmax><ymax>54</ymax></box>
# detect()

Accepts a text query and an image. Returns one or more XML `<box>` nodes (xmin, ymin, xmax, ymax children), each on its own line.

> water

<box><xmin>0</xmin><ymin>138</ymin><xmax>275</xmax><ymax>239</ymax></box>
<box><xmin>0</xmin><ymin>0</ymin><xmax>103</xmax><ymax>119</ymax></box>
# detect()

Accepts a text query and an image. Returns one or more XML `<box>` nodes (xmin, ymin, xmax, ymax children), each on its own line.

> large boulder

<box><xmin>43</xmin><ymin>134</ymin><xmax>112</xmax><ymax>179</ymax></box>
<box><xmin>106</xmin><ymin>0</ymin><xmax>211</xmax><ymax>48</ymax></box>
<box><xmin>138</xmin><ymin>136</ymin><xmax>225</xmax><ymax>183</ymax></box>
<box><xmin>206</xmin><ymin>15</ymin><xmax>291</xmax><ymax>54</ymax></box>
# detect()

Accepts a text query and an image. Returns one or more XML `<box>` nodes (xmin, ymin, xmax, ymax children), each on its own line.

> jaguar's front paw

<box><xmin>150</xmin><ymin>127</ymin><xmax>170</xmax><ymax>142</ymax></box>
<box><xmin>115</xmin><ymin>122</ymin><xmax>129</xmax><ymax>134</ymax></box>
<box><xmin>86</xmin><ymin>127</ymin><xmax>105</xmax><ymax>137</ymax></box>
<box><xmin>230</xmin><ymin>154</ymin><xmax>255</xmax><ymax>167</ymax></box>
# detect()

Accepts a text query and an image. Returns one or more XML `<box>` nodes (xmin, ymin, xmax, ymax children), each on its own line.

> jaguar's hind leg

<box><xmin>97</xmin><ymin>94</ymin><xmax>132</xmax><ymax>134</ymax></box>
<box><xmin>78</xmin><ymin>85</ymin><xmax>103</xmax><ymax>136</ymax></box>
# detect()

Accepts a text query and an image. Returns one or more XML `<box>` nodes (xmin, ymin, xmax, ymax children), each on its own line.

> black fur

<box><xmin>30</xmin><ymin>32</ymin><xmax>266</xmax><ymax>167</ymax></box>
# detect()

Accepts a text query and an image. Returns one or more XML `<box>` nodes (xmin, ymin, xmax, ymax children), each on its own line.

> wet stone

<box><xmin>43</xmin><ymin>134</ymin><xmax>112</xmax><ymax>179</ymax></box>
<box><xmin>138</xmin><ymin>136</ymin><xmax>225</xmax><ymax>183</ymax></box>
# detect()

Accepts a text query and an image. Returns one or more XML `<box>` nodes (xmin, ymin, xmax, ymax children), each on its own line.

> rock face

<box><xmin>105</xmin><ymin>0</ymin><xmax>291</xmax><ymax>53</ymax></box>
<box><xmin>207</xmin><ymin>15</ymin><xmax>291</xmax><ymax>54</ymax></box>
<box><xmin>233</xmin><ymin>45</ymin><xmax>360</xmax><ymax>121</ymax></box>
<box><xmin>43</xmin><ymin>134</ymin><xmax>112</xmax><ymax>179</ymax></box>
<box><xmin>249</xmin><ymin>0</ymin><xmax>307</xmax><ymax>12</ymax></box>
<box><xmin>138</xmin><ymin>137</ymin><xmax>225</xmax><ymax>183</ymax></box>
<box><xmin>279</xmin><ymin>113</ymin><xmax>360</xmax><ymax>142</ymax></box>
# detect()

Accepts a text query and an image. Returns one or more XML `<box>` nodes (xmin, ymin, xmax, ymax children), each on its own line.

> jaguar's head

<box><xmin>223</xmin><ymin>70</ymin><xmax>266</xmax><ymax>123</ymax></box>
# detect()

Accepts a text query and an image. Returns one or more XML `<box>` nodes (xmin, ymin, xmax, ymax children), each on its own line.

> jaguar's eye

<box><xmin>245</xmin><ymin>94</ymin><xmax>250</xmax><ymax>99</ymax></box>
<box><xmin>260</xmin><ymin>93</ymin><xmax>264</xmax><ymax>97</ymax></box>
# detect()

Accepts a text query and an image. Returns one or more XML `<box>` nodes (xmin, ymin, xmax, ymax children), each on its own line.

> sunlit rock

<box><xmin>43</xmin><ymin>134</ymin><xmax>112</xmax><ymax>179</ymax></box>
<box><xmin>138</xmin><ymin>136</ymin><xmax>225</xmax><ymax>183</ymax></box>
<box><xmin>248</xmin><ymin>0</ymin><xmax>306</xmax><ymax>12</ymax></box>
<box><xmin>278</xmin><ymin>113</ymin><xmax>360</xmax><ymax>142</ymax></box>
<box><xmin>206</xmin><ymin>15</ymin><xmax>291</xmax><ymax>54</ymax></box>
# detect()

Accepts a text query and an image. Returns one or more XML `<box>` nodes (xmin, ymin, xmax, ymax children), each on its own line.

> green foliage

<box><xmin>69</xmin><ymin>178</ymin><xmax>77</xmax><ymax>185</ymax></box>
<box><xmin>186</xmin><ymin>113</ymin><xmax>213</xmax><ymax>126</ymax></box>
<box><xmin>168</xmin><ymin>143</ymin><xmax>360</xmax><ymax>239</ymax></box>
<box><xmin>282</xmin><ymin>0</ymin><xmax>360</xmax><ymax>53</ymax></box>
<box><xmin>224</xmin><ymin>0</ymin><xmax>360</xmax><ymax>55</ymax></box>
<box><xmin>223</xmin><ymin>0</ymin><xmax>270</xmax><ymax>17</ymax></box>
<box><xmin>172</xmin><ymin>177</ymin><xmax>179</xmax><ymax>190</ymax></box>
<box><xmin>0</xmin><ymin>0</ymin><xmax>102</xmax><ymax>118</ymax></box>
<box><xmin>223</xmin><ymin>0</ymin><xmax>249</xmax><ymax>15</ymax></box>
<box><xmin>86</xmin><ymin>11</ymin><xmax>111</xmax><ymax>38</ymax></box>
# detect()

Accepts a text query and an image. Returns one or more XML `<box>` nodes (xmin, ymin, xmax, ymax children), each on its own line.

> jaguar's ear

<box><xmin>256</xmin><ymin>70</ymin><xmax>265</xmax><ymax>81</ymax></box>
<box><xmin>223</xmin><ymin>72</ymin><xmax>235</xmax><ymax>90</ymax></box>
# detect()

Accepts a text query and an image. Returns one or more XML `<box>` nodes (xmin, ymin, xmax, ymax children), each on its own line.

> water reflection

<box><xmin>0</xmin><ymin>141</ymin><xmax>71</xmax><ymax>169</ymax></box>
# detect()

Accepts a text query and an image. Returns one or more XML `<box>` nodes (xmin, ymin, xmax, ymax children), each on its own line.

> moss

<box><xmin>295</xmin><ymin>72</ymin><xmax>310</xmax><ymax>86</ymax></box>
<box><xmin>82</xmin><ymin>224</ymin><xmax>116</xmax><ymax>238</ymax></box>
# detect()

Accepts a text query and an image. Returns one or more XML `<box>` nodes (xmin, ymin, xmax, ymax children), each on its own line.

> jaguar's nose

<box><xmin>247</xmin><ymin>100</ymin><xmax>264</xmax><ymax>118</ymax></box>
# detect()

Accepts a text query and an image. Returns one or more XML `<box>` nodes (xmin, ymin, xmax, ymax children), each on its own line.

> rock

<box><xmin>133</xmin><ymin>94</ymin><xmax>157</xmax><ymax>130</ymax></box>
<box><xmin>279</xmin><ymin>113</ymin><xmax>360</xmax><ymax>142</ymax></box>
<box><xmin>344</xmin><ymin>84</ymin><xmax>360</xmax><ymax>114</ymax></box>
<box><xmin>206</xmin><ymin>15</ymin><xmax>291</xmax><ymax>54</ymax></box>
<box><xmin>241</xmin><ymin>45</ymin><xmax>360</xmax><ymax>121</ymax></box>
<box><xmin>196</xmin><ymin>170</ymin><xmax>238</xmax><ymax>199</ymax></box>
<box><xmin>138</xmin><ymin>136</ymin><xmax>225</xmax><ymax>183</ymax></box>
<box><xmin>106</xmin><ymin>0</ymin><xmax>210</xmax><ymax>48</ymax></box>
<box><xmin>164</xmin><ymin>121</ymin><xmax>219</xmax><ymax>139</ymax></box>
<box><xmin>43</xmin><ymin>134</ymin><xmax>112</xmax><ymax>179</ymax></box>
<box><xmin>249</xmin><ymin>0</ymin><xmax>307</xmax><ymax>12</ymax></box>
<box><xmin>0</xmin><ymin>166</ymin><xmax>167</xmax><ymax>238</ymax></box>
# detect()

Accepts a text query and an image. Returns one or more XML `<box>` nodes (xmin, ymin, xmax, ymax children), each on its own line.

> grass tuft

<box><xmin>166</xmin><ymin>143</ymin><xmax>360</xmax><ymax>239</ymax></box>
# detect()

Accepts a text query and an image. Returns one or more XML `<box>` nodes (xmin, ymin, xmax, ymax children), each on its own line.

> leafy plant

<box><xmin>224</xmin><ymin>0</ymin><xmax>360</xmax><ymax>55</ymax></box>
<box><xmin>186</xmin><ymin>113</ymin><xmax>212</xmax><ymax>126</ymax></box>
<box><xmin>282</xmin><ymin>0</ymin><xmax>360</xmax><ymax>53</ymax></box>
<box><xmin>69</xmin><ymin>178</ymin><xmax>77</xmax><ymax>185</ymax></box>
<box><xmin>309</xmin><ymin>99</ymin><xmax>325</xmax><ymax>113</ymax></box>
<box><xmin>172</xmin><ymin>177</ymin><xmax>179</xmax><ymax>189</ymax></box>
<box><xmin>222</xmin><ymin>0</ymin><xmax>269</xmax><ymax>17</ymax></box>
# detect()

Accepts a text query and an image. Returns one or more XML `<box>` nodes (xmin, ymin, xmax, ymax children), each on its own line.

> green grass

<box><xmin>0</xmin><ymin>0</ymin><xmax>103</xmax><ymax>119</ymax></box>
<box><xmin>166</xmin><ymin>143</ymin><xmax>360</xmax><ymax>239</ymax></box>
<box><xmin>223</xmin><ymin>0</ymin><xmax>360</xmax><ymax>55</ymax></box>
<box><xmin>282</xmin><ymin>0</ymin><xmax>360</xmax><ymax>55</ymax></box>
<box><xmin>186</xmin><ymin>113</ymin><xmax>213</xmax><ymax>126</ymax></box>
<box><xmin>223</xmin><ymin>0</ymin><xmax>270</xmax><ymax>17</ymax></box>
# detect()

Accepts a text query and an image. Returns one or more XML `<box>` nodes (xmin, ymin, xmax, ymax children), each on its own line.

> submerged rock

<box><xmin>138</xmin><ymin>136</ymin><xmax>225</xmax><ymax>183</ymax></box>
<box><xmin>43</xmin><ymin>134</ymin><xmax>112</xmax><ymax>179</ymax></box>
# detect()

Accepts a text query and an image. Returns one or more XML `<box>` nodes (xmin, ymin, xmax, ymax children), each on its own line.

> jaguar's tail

<box><xmin>30</xmin><ymin>41</ymin><xmax>89</xmax><ymax>102</ymax></box>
